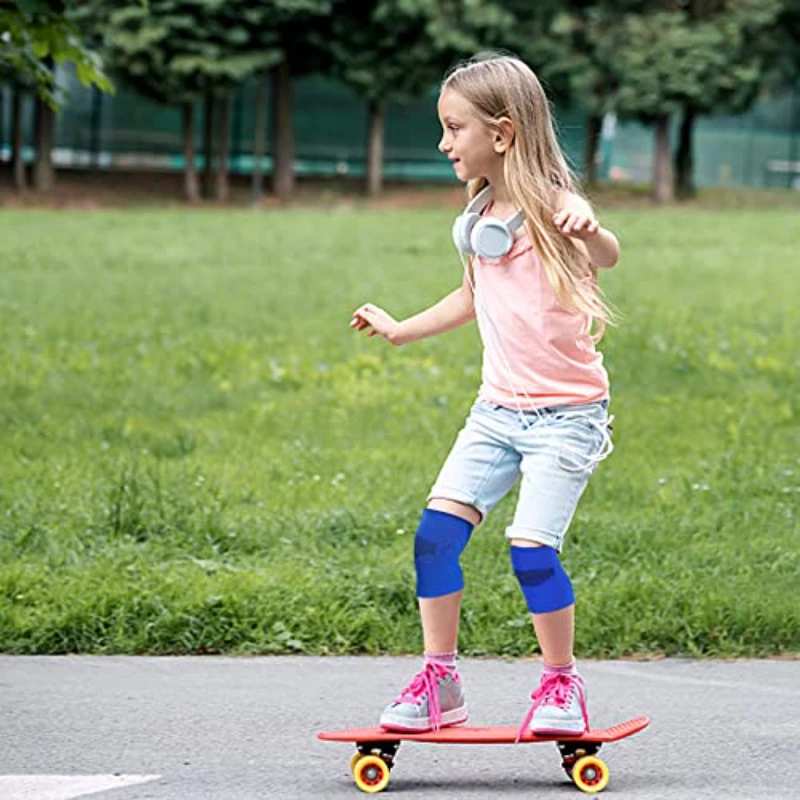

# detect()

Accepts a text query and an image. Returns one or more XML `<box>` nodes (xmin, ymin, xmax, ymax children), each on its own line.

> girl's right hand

<box><xmin>350</xmin><ymin>303</ymin><xmax>400</xmax><ymax>345</ymax></box>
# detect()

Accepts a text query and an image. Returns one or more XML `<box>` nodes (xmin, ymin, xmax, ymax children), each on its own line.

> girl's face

<box><xmin>437</xmin><ymin>89</ymin><xmax>504</xmax><ymax>182</ymax></box>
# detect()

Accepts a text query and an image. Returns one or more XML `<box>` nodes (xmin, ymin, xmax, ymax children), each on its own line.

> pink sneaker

<box><xmin>517</xmin><ymin>672</ymin><xmax>589</xmax><ymax>740</ymax></box>
<box><xmin>379</xmin><ymin>663</ymin><xmax>468</xmax><ymax>732</ymax></box>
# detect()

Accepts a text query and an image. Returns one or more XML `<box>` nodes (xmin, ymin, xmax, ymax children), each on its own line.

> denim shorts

<box><xmin>427</xmin><ymin>398</ymin><xmax>612</xmax><ymax>551</ymax></box>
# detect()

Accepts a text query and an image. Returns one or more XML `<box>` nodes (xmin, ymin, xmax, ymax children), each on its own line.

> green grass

<box><xmin>0</xmin><ymin>206</ymin><xmax>797</xmax><ymax>657</ymax></box>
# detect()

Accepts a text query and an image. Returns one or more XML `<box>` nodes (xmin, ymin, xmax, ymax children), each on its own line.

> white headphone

<box><xmin>452</xmin><ymin>185</ymin><xmax>525</xmax><ymax>259</ymax></box>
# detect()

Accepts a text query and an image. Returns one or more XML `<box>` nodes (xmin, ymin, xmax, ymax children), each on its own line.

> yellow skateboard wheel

<box><xmin>353</xmin><ymin>754</ymin><xmax>391</xmax><ymax>794</ymax></box>
<box><xmin>572</xmin><ymin>755</ymin><xmax>610</xmax><ymax>794</ymax></box>
<box><xmin>350</xmin><ymin>752</ymin><xmax>363</xmax><ymax>775</ymax></box>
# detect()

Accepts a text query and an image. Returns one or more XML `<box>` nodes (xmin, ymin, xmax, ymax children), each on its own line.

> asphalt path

<box><xmin>1</xmin><ymin>655</ymin><xmax>797</xmax><ymax>799</ymax></box>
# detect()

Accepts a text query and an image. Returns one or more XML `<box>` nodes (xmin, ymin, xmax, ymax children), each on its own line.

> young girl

<box><xmin>350</xmin><ymin>53</ymin><xmax>620</xmax><ymax>738</ymax></box>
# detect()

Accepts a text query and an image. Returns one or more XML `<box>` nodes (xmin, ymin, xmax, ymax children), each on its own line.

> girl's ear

<box><xmin>493</xmin><ymin>117</ymin><xmax>515</xmax><ymax>154</ymax></box>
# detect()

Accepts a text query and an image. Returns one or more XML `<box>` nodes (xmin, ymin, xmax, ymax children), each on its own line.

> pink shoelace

<box><xmin>393</xmin><ymin>662</ymin><xmax>453</xmax><ymax>731</ymax></box>
<box><xmin>516</xmin><ymin>672</ymin><xmax>589</xmax><ymax>743</ymax></box>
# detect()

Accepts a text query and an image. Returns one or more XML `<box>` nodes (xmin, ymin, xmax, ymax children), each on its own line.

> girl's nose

<box><xmin>438</xmin><ymin>136</ymin><xmax>449</xmax><ymax>154</ymax></box>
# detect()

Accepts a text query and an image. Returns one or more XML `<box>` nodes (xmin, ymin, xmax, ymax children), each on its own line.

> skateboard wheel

<box><xmin>350</xmin><ymin>752</ymin><xmax>363</xmax><ymax>776</ymax></box>
<box><xmin>572</xmin><ymin>755</ymin><xmax>609</xmax><ymax>794</ymax></box>
<box><xmin>353</xmin><ymin>754</ymin><xmax>391</xmax><ymax>794</ymax></box>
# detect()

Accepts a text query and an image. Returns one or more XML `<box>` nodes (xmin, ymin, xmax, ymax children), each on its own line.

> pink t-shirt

<box><xmin>473</xmin><ymin>231</ymin><xmax>609</xmax><ymax>410</ymax></box>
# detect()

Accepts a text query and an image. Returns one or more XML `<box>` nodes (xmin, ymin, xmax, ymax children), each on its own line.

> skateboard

<box><xmin>318</xmin><ymin>716</ymin><xmax>650</xmax><ymax>794</ymax></box>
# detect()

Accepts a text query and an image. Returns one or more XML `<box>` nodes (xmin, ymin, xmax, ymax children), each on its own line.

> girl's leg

<box><xmin>506</xmin><ymin>404</ymin><xmax>609</xmax><ymax>734</ymax></box>
<box><xmin>510</xmin><ymin>538</ymin><xmax>586</xmax><ymax>735</ymax></box>
<box><xmin>379</xmin><ymin>498</ymin><xmax>480</xmax><ymax>732</ymax></box>
<box><xmin>421</xmin><ymin>498</ymin><xmax>482</xmax><ymax>653</ymax></box>
<box><xmin>509</xmin><ymin>538</ymin><xmax>574</xmax><ymax>666</ymax></box>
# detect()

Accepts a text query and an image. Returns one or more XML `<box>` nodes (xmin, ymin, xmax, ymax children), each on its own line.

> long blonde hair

<box><xmin>442</xmin><ymin>53</ymin><xmax>615</xmax><ymax>339</ymax></box>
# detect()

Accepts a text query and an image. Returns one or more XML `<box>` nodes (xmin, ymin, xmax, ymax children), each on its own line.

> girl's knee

<box><xmin>427</xmin><ymin>497</ymin><xmax>482</xmax><ymax>527</ymax></box>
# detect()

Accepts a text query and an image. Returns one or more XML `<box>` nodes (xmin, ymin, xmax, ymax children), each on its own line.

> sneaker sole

<box><xmin>380</xmin><ymin>706</ymin><xmax>468</xmax><ymax>732</ymax></box>
<box><xmin>530</xmin><ymin>723</ymin><xmax>588</xmax><ymax>736</ymax></box>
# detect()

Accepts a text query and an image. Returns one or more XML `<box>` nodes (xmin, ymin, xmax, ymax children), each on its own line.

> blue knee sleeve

<box><xmin>414</xmin><ymin>509</ymin><xmax>474</xmax><ymax>598</ymax></box>
<box><xmin>510</xmin><ymin>545</ymin><xmax>575</xmax><ymax>614</ymax></box>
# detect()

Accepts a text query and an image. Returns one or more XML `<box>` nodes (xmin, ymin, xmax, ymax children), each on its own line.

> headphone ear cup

<box><xmin>471</xmin><ymin>218</ymin><xmax>514</xmax><ymax>260</ymax></box>
<box><xmin>453</xmin><ymin>211</ymin><xmax>480</xmax><ymax>254</ymax></box>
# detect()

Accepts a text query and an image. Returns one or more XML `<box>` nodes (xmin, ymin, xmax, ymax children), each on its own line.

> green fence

<box><xmin>608</xmin><ymin>92</ymin><xmax>800</xmax><ymax>190</ymax></box>
<box><xmin>1</xmin><ymin>65</ymin><xmax>797</xmax><ymax>190</ymax></box>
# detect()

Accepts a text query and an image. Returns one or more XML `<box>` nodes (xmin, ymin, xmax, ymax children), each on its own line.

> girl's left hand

<box><xmin>553</xmin><ymin>208</ymin><xmax>600</xmax><ymax>239</ymax></box>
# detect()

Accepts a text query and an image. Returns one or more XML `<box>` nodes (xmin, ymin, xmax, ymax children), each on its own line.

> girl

<box><xmin>350</xmin><ymin>53</ymin><xmax>620</xmax><ymax>739</ymax></box>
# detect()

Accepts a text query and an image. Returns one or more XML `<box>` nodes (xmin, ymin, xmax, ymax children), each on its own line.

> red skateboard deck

<box><xmin>319</xmin><ymin>716</ymin><xmax>649</xmax><ymax>745</ymax></box>
<box><xmin>319</xmin><ymin>716</ymin><xmax>650</xmax><ymax>794</ymax></box>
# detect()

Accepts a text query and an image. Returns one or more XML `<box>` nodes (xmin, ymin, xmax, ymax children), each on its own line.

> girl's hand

<box><xmin>553</xmin><ymin>207</ymin><xmax>600</xmax><ymax>240</ymax></box>
<box><xmin>350</xmin><ymin>303</ymin><xmax>400</xmax><ymax>344</ymax></box>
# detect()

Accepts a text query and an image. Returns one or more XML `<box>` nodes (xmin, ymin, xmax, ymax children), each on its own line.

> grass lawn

<box><xmin>0</xmin><ymin>204</ymin><xmax>797</xmax><ymax>657</ymax></box>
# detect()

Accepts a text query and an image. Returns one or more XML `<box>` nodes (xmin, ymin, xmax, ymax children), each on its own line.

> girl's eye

<box><xmin>447</xmin><ymin>124</ymin><xmax>460</xmax><ymax>132</ymax></box>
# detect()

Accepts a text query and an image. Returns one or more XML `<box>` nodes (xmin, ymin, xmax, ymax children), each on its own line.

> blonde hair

<box><xmin>442</xmin><ymin>52</ymin><xmax>615</xmax><ymax>339</ymax></box>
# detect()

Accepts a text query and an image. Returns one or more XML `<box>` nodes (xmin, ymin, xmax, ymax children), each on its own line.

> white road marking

<box><xmin>0</xmin><ymin>775</ymin><xmax>160</xmax><ymax>799</ymax></box>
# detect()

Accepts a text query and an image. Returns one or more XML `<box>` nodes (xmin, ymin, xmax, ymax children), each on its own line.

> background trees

<box><xmin>1</xmin><ymin>0</ymin><xmax>112</xmax><ymax>190</ymax></box>
<box><xmin>2</xmin><ymin>0</ymin><xmax>798</xmax><ymax>203</ymax></box>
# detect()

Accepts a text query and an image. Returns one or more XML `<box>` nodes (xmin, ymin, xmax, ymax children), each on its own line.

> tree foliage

<box><xmin>608</xmin><ymin>1</ymin><xmax>783</xmax><ymax>123</ymax></box>
<box><xmin>80</xmin><ymin>0</ymin><xmax>283</xmax><ymax>104</ymax></box>
<box><xmin>0</xmin><ymin>0</ymin><xmax>113</xmax><ymax>105</ymax></box>
<box><xmin>326</xmin><ymin>0</ymin><xmax>514</xmax><ymax>104</ymax></box>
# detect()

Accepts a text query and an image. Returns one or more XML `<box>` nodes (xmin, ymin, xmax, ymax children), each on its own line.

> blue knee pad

<box><xmin>510</xmin><ymin>545</ymin><xmax>575</xmax><ymax>614</ymax></box>
<box><xmin>414</xmin><ymin>509</ymin><xmax>474</xmax><ymax>598</ymax></box>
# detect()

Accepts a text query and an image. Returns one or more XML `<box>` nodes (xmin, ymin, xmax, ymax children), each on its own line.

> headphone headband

<box><xmin>453</xmin><ymin>184</ymin><xmax>525</xmax><ymax>259</ymax></box>
<box><xmin>465</xmin><ymin>186</ymin><xmax>524</xmax><ymax>230</ymax></box>
<box><xmin>464</xmin><ymin>185</ymin><xmax>494</xmax><ymax>215</ymax></box>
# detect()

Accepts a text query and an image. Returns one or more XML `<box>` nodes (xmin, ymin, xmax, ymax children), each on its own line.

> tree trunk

<box><xmin>231</xmin><ymin>89</ymin><xmax>244</xmax><ymax>172</ymax></box>
<box><xmin>202</xmin><ymin>92</ymin><xmax>216</xmax><ymax>199</ymax></box>
<box><xmin>0</xmin><ymin>86</ymin><xmax>5</xmax><ymax>169</ymax></box>
<box><xmin>182</xmin><ymin>101</ymin><xmax>200</xmax><ymax>203</ymax></box>
<box><xmin>33</xmin><ymin>94</ymin><xmax>55</xmax><ymax>193</ymax></box>
<box><xmin>89</xmin><ymin>85</ymin><xmax>103</xmax><ymax>169</ymax></box>
<box><xmin>251</xmin><ymin>72</ymin><xmax>269</xmax><ymax>205</ymax></box>
<box><xmin>583</xmin><ymin>113</ymin><xmax>602</xmax><ymax>190</ymax></box>
<box><xmin>653</xmin><ymin>113</ymin><xmax>673</xmax><ymax>204</ymax></box>
<box><xmin>675</xmin><ymin>104</ymin><xmax>696</xmax><ymax>200</ymax></box>
<box><xmin>271</xmin><ymin>60</ymin><xmax>294</xmax><ymax>201</ymax></box>
<box><xmin>366</xmin><ymin>98</ymin><xmax>385</xmax><ymax>197</ymax></box>
<box><xmin>215</xmin><ymin>95</ymin><xmax>231</xmax><ymax>203</ymax></box>
<box><xmin>790</xmin><ymin>86</ymin><xmax>800</xmax><ymax>190</ymax></box>
<box><xmin>11</xmin><ymin>84</ymin><xmax>25</xmax><ymax>191</ymax></box>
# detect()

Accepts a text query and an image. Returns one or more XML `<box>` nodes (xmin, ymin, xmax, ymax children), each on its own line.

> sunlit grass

<box><xmin>0</xmin><ymin>206</ymin><xmax>797</xmax><ymax>656</ymax></box>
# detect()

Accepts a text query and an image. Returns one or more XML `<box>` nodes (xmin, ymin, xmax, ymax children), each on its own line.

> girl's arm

<box><xmin>554</xmin><ymin>191</ymin><xmax>620</xmax><ymax>269</ymax></box>
<box><xmin>351</xmin><ymin>271</ymin><xmax>475</xmax><ymax>347</ymax></box>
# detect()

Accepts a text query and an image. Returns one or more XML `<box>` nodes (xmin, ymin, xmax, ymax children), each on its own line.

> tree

<box><xmin>1</xmin><ymin>0</ymin><xmax>112</xmax><ymax>105</ymax></box>
<box><xmin>672</xmin><ymin>0</ymin><xmax>782</xmax><ymax>199</ymax></box>
<box><xmin>506</xmin><ymin>1</ymin><xmax>660</xmax><ymax>191</ymax></box>
<box><xmin>327</xmin><ymin>0</ymin><xmax>514</xmax><ymax>196</ymax></box>
<box><xmin>594</xmin><ymin>2</ymin><xmax>782</xmax><ymax>202</ymax></box>
<box><xmin>604</xmin><ymin>12</ymin><xmax>698</xmax><ymax>203</ymax></box>
<box><xmin>252</xmin><ymin>0</ymin><xmax>333</xmax><ymax>202</ymax></box>
<box><xmin>506</xmin><ymin>1</ymin><xmax>615</xmax><ymax>190</ymax></box>
<box><xmin>84</xmin><ymin>0</ymin><xmax>280</xmax><ymax>202</ymax></box>
<box><xmin>1</xmin><ymin>0</ymin><xmax>113</xmax><ymax>191</ymax></box>
<box><xmin>772</xmin><ymin>0</ymin><xmax>800</xmax><ymax>83</ymax></box>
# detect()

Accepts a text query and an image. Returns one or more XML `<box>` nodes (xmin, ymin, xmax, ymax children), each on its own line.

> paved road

<box><xmin>1</xmin><ymin>656</ymin><xmax>798</xmax><ymax>799</ymax></box>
